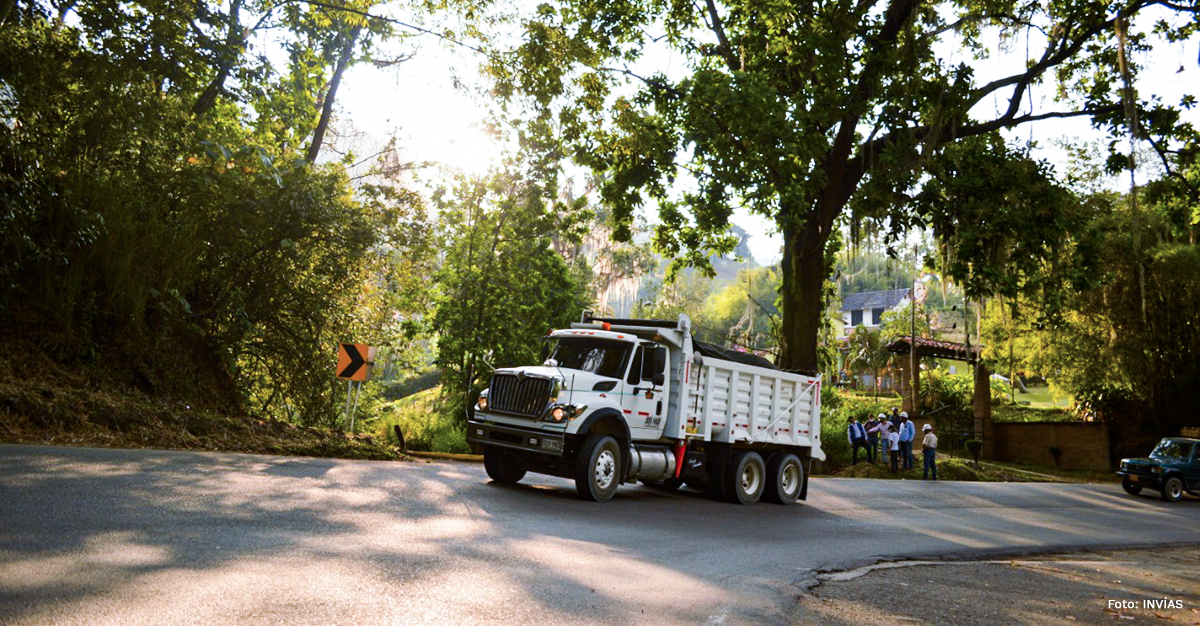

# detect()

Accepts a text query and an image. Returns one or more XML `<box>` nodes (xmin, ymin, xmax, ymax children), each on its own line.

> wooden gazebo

<box><xmin>886</xmin><ymin>337</ymin><xmax>993</xmax><ymax>457</ymax></box>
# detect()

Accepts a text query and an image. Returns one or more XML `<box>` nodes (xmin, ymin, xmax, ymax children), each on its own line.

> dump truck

<box><xmin>465</xmin><ymin>313</ymin><xmax>824</xmax><ymax>504</ymax></box>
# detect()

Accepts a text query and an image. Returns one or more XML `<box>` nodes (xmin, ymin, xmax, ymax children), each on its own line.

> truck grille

<box><xmin>489</xmin><ymin>373</ymin><xmax>554</xmax><ymax>418</ymax></box>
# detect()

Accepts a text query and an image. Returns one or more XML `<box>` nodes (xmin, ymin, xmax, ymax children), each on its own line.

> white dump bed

<box><xmin>670</xmin><ymin>355</ymin><xmax>824</xmax><ymax>460</ymax></box>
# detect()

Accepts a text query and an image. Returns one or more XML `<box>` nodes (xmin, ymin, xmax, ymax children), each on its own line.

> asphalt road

<box><xmin>2</xmin><ymin>444</ymin><xmax>1197</xmax><ymax>625</ymax></box>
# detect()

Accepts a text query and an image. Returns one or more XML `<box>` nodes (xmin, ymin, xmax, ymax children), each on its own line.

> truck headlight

<box><xmin>1151</xmin><ymin>466</ymin><xmax>1164</xmax><ymax>474</ymax></box>
<box><xmin>544</xmin><ymin>403</ymin><xmax>586</xmax><ymax>423</ymax></box>
<box><xmin>476</xmin><ymin>391</ymin><xmax>488</xmax><ymax>411</ymax></box>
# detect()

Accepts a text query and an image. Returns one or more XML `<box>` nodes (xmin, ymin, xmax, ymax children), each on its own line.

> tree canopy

<box><xmin>487</xmin><ymin>0</ymin><xmax>1200</xmax><ymax>374</ymax></box>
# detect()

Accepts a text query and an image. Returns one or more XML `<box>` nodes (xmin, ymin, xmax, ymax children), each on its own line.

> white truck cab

<box><xmin>467</xmin><ymin>313</ymin><xmax>823</xmax><ymax>504</ymax></box>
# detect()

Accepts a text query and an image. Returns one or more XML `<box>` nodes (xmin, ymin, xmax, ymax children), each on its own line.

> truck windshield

<box><xmin>1150</xmin><ymin>439</ymin><xmax>1192</xmax><ymax>460</ymax></box>
<box><xmin>547</xmin><ymin>337</ymin><xmax>631</xmax><ymax>379</ymax></box>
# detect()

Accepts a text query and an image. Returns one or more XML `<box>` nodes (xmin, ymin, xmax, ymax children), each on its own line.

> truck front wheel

<box><xmin>484</xmin><ymin>447</ymin><xmax>526</xmax><ymax>484</ymax></box>
<box><xmin>724</xmin><ymin>451</ymin><xmax>766</xmax><ymax>505</ymax></box>
<box><xmin>762</xmin><ymin>453</ymin><xmax>803</xmax><ymax>504</ymax></box>
<box><xmin>575</xmin><ymin>435</ymin><xmax>621</xmax><ymax>502</ymax></box>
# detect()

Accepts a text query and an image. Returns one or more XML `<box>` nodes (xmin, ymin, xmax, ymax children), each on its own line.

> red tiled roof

<box><xmin>885</xmin><ymin>337</ymin><xmax>981</xmax><ymax>361</ymax></box>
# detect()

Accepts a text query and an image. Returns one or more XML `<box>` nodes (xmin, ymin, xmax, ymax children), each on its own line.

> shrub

<box><xmin>370</xmin><ymin>387</ymin><xmax>471</xmax><ymax>454</ymax></box>
<box><xmin>965</xmin><ymin>439</ymin><xmax>982</xmax><ymax>463</ymax></box>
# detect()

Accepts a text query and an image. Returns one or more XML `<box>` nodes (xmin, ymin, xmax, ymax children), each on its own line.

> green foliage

<box><xmin>698</xmin><ymin>266</ymin><xmax>781</xmax><ymax>352</ymax></box>
<box><xmin>370</xmin><ymin>387</ymin><xmax>471</xmax><ymax>454</ymax></box>
<box><xmin>0</xmin><ymin>5</ymin><xmax>429</xmax><ymax>426</ymax></box>
<box><xmin>1031</xmin><ymin>187</ymin><xmax>1200</xmax><ymax>455</ymax></box>
<box><xmin>485</xmin><ymin>0</ymin><xmax>1197</xmax><ymax>374</ymax></box>
<box><xmin>845</xmin><ymin>325</ymin><xmax>890</xmax><ymax>396</ymax></box>
<box><xmin>965</xmin><ymin>439</ymin><xmax>982</xmax><ymax>463</ymax></box>
<box><xmin>821</xmin><ymin>390</ymin><xmax>896</xmax><ymax>467</ymax></box>
<box><xmin>991</xmin><ymin>405</ymin><xmax>1075</xmax><ymax>423</ymax></box>
<box><xmin>431</xmin><ymin>169</ymin><xmax>594</xmax><ymax>419</ymax></box>
<box><xmin>916</xmin><ymin>135</ymin><xmax>1086</xmax><ymax>303</ymax></box>
<box><xmin>919</xmin><ymin>370</ymin><xmax>1009</xmax><ymax>415</ymax></box>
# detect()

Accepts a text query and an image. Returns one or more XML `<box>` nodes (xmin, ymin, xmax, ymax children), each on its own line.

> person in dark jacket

<box><xmin>847</xmin><ymin>417</ymin><xmax>869</xmax><ymax>465</ymax></box>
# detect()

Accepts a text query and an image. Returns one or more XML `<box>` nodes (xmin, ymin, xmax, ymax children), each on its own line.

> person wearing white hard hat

<box><xmin>898</xmin><ymin>412</ymin><xmax>916</xmax><ymax>470</ymax></box>
<box><xmin>921</xmin><ymin>423</ymin><xmax>939</xmax><ymax>480</ymax></box>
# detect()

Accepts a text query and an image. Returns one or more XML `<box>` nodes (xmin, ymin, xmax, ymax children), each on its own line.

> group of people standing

<box><xmin>847</xmin><ymin>408</ymin><xmax>939</xmax><ymax>480</ymax></box>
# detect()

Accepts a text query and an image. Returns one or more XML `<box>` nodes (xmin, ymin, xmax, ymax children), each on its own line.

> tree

<box><xmin>431</xmin><ymin>168</ymin><xmax>594</xmax><ymax>418</ymax></box>
<box><xmin>486</xmin><ymin>0</ymin><xmax>1199</xmax><ymax>374</ymax></box>
<box><xmin>1046</xmin><ymin>187</ymin><xmax>1200</xmax><ymax>454</ymax></box>
<box><xmin>0</xmin><ymin>4</ymin><xmax>429</xmax><ymax>425</ymax></box>
<box><xmin>701</xmin><ymin>266</ymin><xmax>781</xmax><ymax>353</ymax></box>
<box><xmin>846</xmin><ymin>325</ymin><xmax>890</xmax><ymax>396</ymax></box>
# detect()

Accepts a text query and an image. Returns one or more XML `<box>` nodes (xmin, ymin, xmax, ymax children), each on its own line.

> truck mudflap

<box><xmin>467</xmin><ymin>420</ymin><xmax>565</xmax><ymax>457</ymax></box>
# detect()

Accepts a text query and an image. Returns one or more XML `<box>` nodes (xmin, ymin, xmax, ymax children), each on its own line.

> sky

<box><xmin>335</xmin><ymin>9</ymin><xmax>1199</xmax><ymax>267</ymax></box>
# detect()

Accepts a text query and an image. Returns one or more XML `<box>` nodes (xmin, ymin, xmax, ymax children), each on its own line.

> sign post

<box><xmin>336</xmin><ymin>343</ymin><xmax>375</xmax><ymax>432</ymax></box>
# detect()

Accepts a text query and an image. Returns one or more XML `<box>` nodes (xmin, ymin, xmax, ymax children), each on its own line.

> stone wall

<box><xmin>991</xmin><ymin>422</ymin><xmax>1111</xmax><ymax>472</ymax></box>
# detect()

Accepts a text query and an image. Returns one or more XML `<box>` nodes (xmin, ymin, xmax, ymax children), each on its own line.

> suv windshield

<box><xmin>1150</xmin><ymin>439</ymin><xmax>1193</xmax><ymax>460</ymax></box>
<box><xmin>547</xmin><ymin>337</ymin><xmax>631</xmax><ymax>379</ymax></box>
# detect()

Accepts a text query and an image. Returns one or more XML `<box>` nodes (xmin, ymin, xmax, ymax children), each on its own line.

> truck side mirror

<box><xmin>540</xmin><ymin>338</ymin><xmax>551</xmax><ymax>363</ymax></box>
<box><xmin>644</xmin><ymin>346</ymin><xmax>667</xmax><ymax>386</ymax></box>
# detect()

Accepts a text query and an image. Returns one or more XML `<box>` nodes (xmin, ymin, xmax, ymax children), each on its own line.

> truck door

<box><xmin>623</xmin><ymin>343</ymin><xmax>669</xmax><ymax>440</ymax></box>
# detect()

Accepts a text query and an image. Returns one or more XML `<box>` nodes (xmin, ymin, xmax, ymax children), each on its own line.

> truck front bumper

<box><xmin>467</xmin><ymin>420</ymin><xmax>565</xmax><ymax>457</ymax></box>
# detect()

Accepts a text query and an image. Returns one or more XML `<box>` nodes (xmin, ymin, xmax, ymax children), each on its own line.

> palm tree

<box><xmin>847</xmin><ymin>325</ymin><xmax>890</xmax><ymax>397</ymax></box>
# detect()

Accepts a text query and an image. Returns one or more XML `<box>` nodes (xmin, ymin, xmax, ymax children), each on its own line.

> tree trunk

<box><xmin>306</xmin><ymin>26</ymin><xmax>361</xmax><ymax>164</ymax></box>
<box><xmin>778</xmin><ymin>216</ymin><xmax>828</xmax><ymax>374</ymax></box>
<box><xmin>0</xmin><ymin>0</ymin><xmax>16</xmax><ymax>26</ymax></box>
<box><xmin>192</xmin><ymin>0</ymin><xmax>244</xmax><ymax>117</ymax></box>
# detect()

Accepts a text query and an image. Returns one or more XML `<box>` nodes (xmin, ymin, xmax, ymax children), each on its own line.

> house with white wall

<box><xmin>840</xmin><ymin>288</ymin><xmax>912</xmax><ymax>336</ymax></box>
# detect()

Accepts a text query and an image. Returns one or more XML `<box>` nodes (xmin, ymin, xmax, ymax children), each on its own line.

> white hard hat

<box><xmin>923</xmin><ymin>423</ymin><xmax>932</xmax><ymax>431</ymax></box>
<box><xmin>900</xmin><ymin>411</ymin><xmax>908</xmax><ymax>418</ymax></box>
<box><xmin>878</xmin><ymin>413</ymin><xmax>886</xmax><ymax>419</ymax></box>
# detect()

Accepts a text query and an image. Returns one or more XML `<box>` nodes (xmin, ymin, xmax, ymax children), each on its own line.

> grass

<box><xmin>1013</xmin><ymin>384</ymin><xmax>1074</xmax><ymax>408</ymax></box>
<box><xmin>991</xmin><ymin>404</ymin><xmax>1076</xmax><ymax>422</ymax></box>
<box><xmin>363</xmin><ymin>386</ymin><xmax>472</xmax><ymax>454</ymax></box>
<box><xmin>0</xmin><ymin>343</ymin><xmax>409</xmax><ymax>461</ymax></box>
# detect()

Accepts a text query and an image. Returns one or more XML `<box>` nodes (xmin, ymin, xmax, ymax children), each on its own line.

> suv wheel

<box><xmin>1160</xmin><ymin>476</ymin><xmax>1184</xmax><ymax>502</ymax></box>
<box><xmin>1121</xmin><ymin>478</ymin><xmax>1142</xmax><ymax>496</ymax></box>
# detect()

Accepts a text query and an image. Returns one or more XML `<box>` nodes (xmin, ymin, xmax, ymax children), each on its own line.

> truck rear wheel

<box><xmin>483</xmin><ymin>447</ymin><xmax>526</xmax><ymax>484</ymax></box>
<box><xmin>724</xmin><ymin>451</ymin><xmax>766</xmax><ymax>505</ymax></box>
<box><xmin>575</xmin><ymin>435</ymin><xmax>621</xmax><ymax>502</ymax></box>
<box><xmin>762</xmin><ymin>453</ymin><xmax>803</xmax><ymax>504</ymax></box>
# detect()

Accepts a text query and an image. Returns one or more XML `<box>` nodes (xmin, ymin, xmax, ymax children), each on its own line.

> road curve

<box><xmin>2</xmin><ymin>444</ymin><xmax>1197</xmax><ymax>624</ymax></box>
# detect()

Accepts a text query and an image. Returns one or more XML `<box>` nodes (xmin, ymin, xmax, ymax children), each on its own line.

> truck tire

<box><xmin>724</xmin><ymin>450</ymin><xmax>766</xmax><ymax>505</ymax></box>
<box><xmin>762</xmin><ymin>453</ymin><xmax>803</xmax><ymax>504</ymax></box>
<box><xmin>576</xmin><ymin>435</ymin><xmax>621</xmax><ymax>502</ymax></box>
<box><xmin>483</xmin><ymin>447</ymin><xmax>526</xmax><ymax>484</ymax></box>
<box><xmin>1121</xmin><ymin>478</ymin><xmax>1142</xmax><ymax>496</ymax></box>
<box><xmin>1160</xmin><ymin>476</ymin><xmax>1184</xmax><ymax>502</ymax></box>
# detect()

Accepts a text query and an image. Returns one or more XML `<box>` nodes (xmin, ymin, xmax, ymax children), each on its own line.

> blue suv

<box><xmin>1116</xmin><ymin>437</ymin><xmax>1200</xmax><ymax>502</ymax></box>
